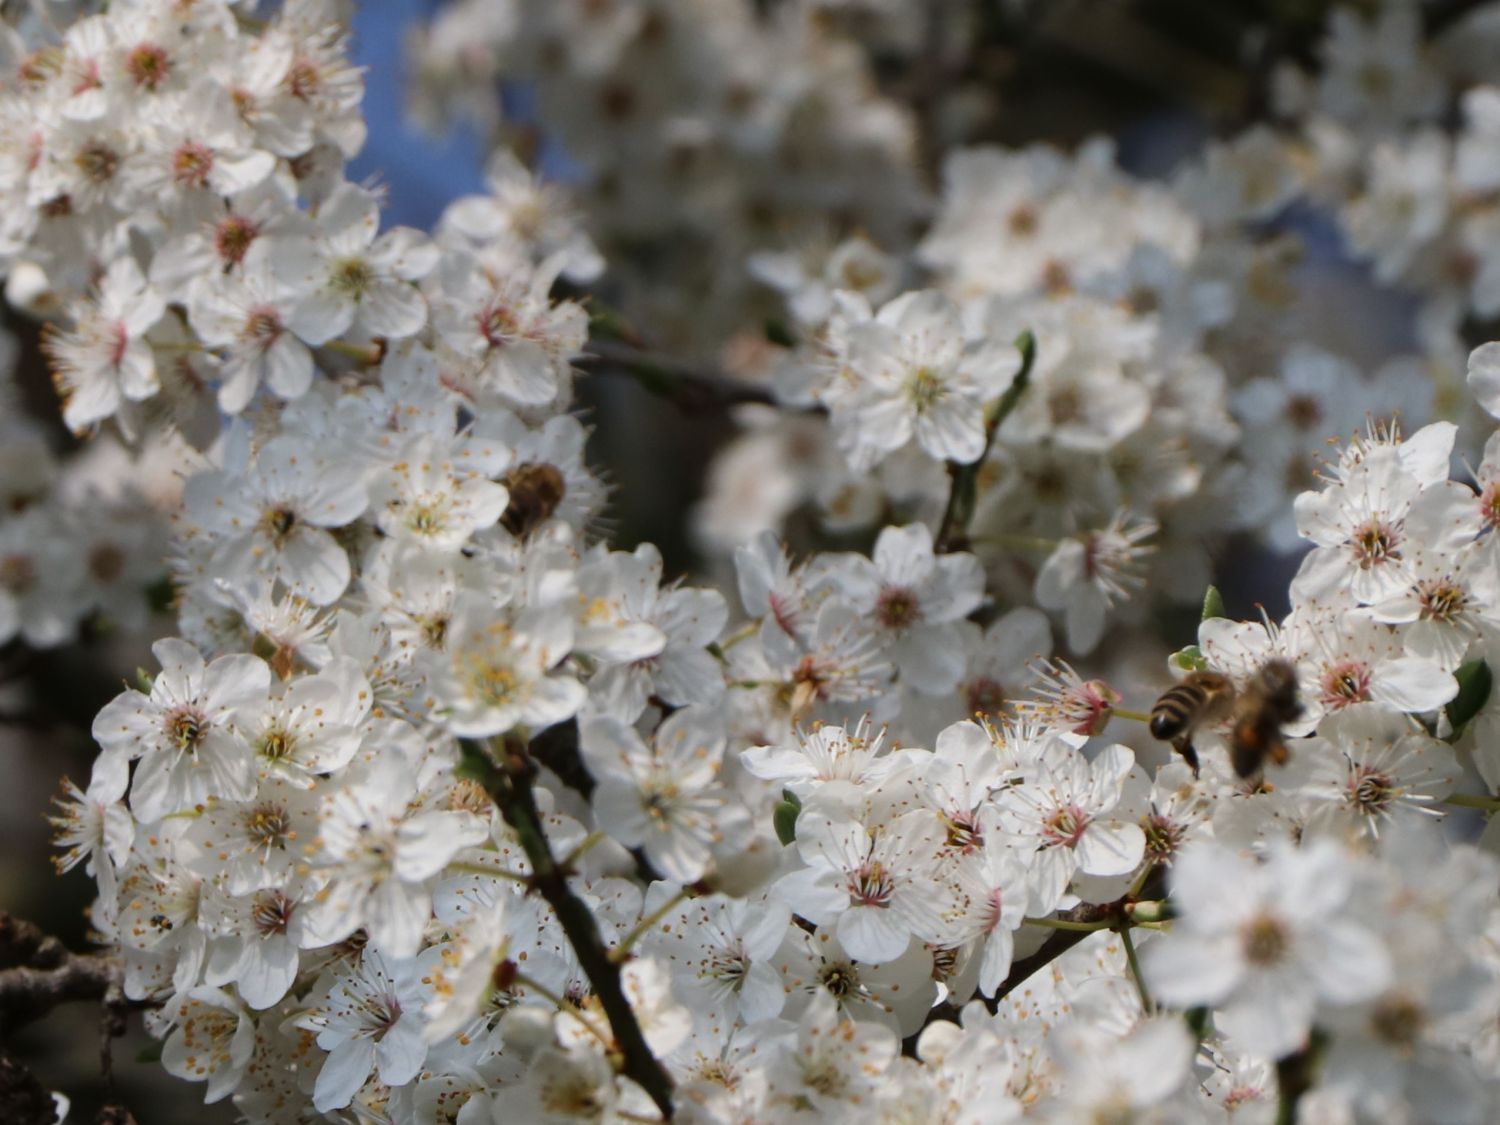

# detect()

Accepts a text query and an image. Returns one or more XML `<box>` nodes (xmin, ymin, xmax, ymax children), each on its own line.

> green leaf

<box><xmin>1448</xmin><ymin>660</ymin><xmax>1493</xmax><ymax>739</ymax></box>
<box><xmin>133</xmin><ymin>668</ymin><xmax>155</xmax><ymax>693</ymax></box>
<box><xmin>1170</xmin><ymin>645</ymin><xmax>1207</xmax><ymax>673</ymax></box>
<box><xmin>136</xmin><ymin>1041</ymin><xmax>163</xmax><ymax>1063</ymax></box>
<box><xmin>1200</xmin><ymin>585</ymin><xmax>1226</xmax><ymax>622</ymax></box>
<box><xmin>773</xmin><ymin>788</ymin><xmax>802</xmax><ymax>846</ymax></box>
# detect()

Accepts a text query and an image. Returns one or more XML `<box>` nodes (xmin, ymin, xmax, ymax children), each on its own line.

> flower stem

<box><xmin>459</xmin><ymin>737</ymin><xmax>675</xmax><ymax>1117</ymax></box>
<box><xmin>718</xmin><ymin>621</ymin><xmax>759</xmax><ymax>652</ymax></box>
<box><xmin>1443</xmin><ymin>792</ymin><xmax>1500</xmax><ymax>811</ymax></box>
<box><xmin>1112</xmin><ymin>708</ymin><xmax>1153</xmax><ymax>724</ymax></box>
<box><xmin>968</xmin><ymin>532</ymin><xmax>1062</xmax><ymax>553</ymax></box>
<box><xmin>1119</xmin><ymin>923</ymin><xmax>1153</xmax><ymax>1013</ymax></box>
<box><xmin>610</xmin><ymin>887</ymin><xmax>694</xmax><ymax>964</ymax></box>
<box><xmin>559</xmin><ymin>830</ymin><xmax>608</xmax><ymax>872</ymax></box>
<box><xmin>512</xmin><ymin>970</ymin><xmax>613</xmax><ymax>1051</ymax></box>
<box><xmin>1024</xmin><ymin>915</ymin><xmax>1115</xmax><ymax>932</ymax></box>
<box><xmin>443</xmin><ymin>861</ymin><xmax>530</xmax><ymax>884</ymax></box>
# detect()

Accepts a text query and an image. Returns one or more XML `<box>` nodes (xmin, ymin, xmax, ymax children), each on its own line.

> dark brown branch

<box><xmin>0</xmin><ymin>945</ymin><xmax>121</xmax><ymax>1036</ymax></box>
<box><xmin>0</xmin><ymin>1050</ymin><xmax>59</xmax><ymax>1125</ymax></box>
<box><xmin>458</xmin><ymin>738</ymin><xmax>675</xmax><ymax>1117</ymax></box>
<box><xmin>577</xmin><ymin>337</ymin><xmax>777</xmax><ymax>414</ymax></box>
<box><xmin>987</xmin><ymin>899</ymin><xmax>1124</xmax><ymax>1008</ymax></box>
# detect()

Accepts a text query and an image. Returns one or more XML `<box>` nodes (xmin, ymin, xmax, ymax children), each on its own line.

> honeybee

<box><xmin>500</xmin><ymin>462</ymin><xmax>567</xmax><ymax>538</ymax></box>
<box><xmin>1150</xmin><ymin>670</ymin><xmax>1234</xmax><ymax>777</ymax></box>
<box><xmin>1226</xmin><ymin>658</ymin><xmax>1302</xmax><ymax>779</ymax></box>
<box><xmin>1149</xmin><ymin>659</ymin><xmax>1302</xmax><ymax>779</ymax></box>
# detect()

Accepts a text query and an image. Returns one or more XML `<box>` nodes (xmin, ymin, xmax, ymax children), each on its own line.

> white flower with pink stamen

<box><xmin>774</xmin><ymin>802</ymin><xmax>951</xmax><ymax>964</ymax></box>
<box><xmin>42</xmin><ymin>256</ymin><xmax>165</xmax><ymax>433</ymax></box>
<box><xmin>1292</xmin><ymin>431</ymin><xmax>1480</xmax><ymax>607</ymax></box>
<box><xmin>993</xmin><ymin>742</ymin><xmax>1144</xmax><ymax>913</ymax></box>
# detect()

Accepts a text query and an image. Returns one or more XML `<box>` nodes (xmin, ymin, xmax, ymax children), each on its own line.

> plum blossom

<box><xmin>993</xmin><ymin>743</ymin><xmax>1145</xmax><ymax>913</ymax></box>
<box><xmin>831</xmin><ymin>289</ymin><xmax>1022</xmax><ymax>470</ymax></box>
<box><xmin>183</xmin><ymin>435</ymin><xmax>369</xmax><ymax>605</ymax></box>
<box><xmin>1145</xmin><ymin>840</ymin><xmax>1392</xmax><ymax>1059</ymax></box>
<box><xmin>297</xmin><ymin>948</ymin><xmax>439</xmax><ymax>1112</ymax></box>
<box><xmin>580</xmin><ymin>707</ymin><xmax>750</xmax><ymax>884</ymax></box>
<box><xmin>775</xmin><ymin>803</ymin><xmax>951</xmax><ymax>964</ymax></box>
<box><xmin>42</xmin><ymin>257</ymin><xmax>164</xmax><ymax>432</ymax></box>
<box><xmin>91</xmin><ymin>638</ymin><xmax>269</xmax><ymax>822</ymax></box>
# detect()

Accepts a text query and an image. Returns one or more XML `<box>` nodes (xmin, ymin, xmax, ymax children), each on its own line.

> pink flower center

<box><xmin>242</xmin><ymin>801</ymin><xmax>293</xmax><ymax>848</ymax></box>
<box><xmin>1240</xmin><ymin>914</ymin><xmax>1290</xmax><ymax>967</ymax></box>
<box><xmin>1320</xmin><ymin>660</ymin><xmax>1372</xmax><ymax>710</ymax></box>
<box><xmin>215</xmin><ymin>215</ymin><xmax>259</xmax><ymax>265</ymax></box>
<box><xmin>943</xmin><ymin>809</ymin><xmax>982</xmax><ymax>852</ymax></box>
<box><xmin>848</xmin><ymin>860</ymin><xmax>894</xmax><ymax>908</ymax></box>
<box><xmin>1142</xmin><ymin>812</ymin><xmax>1184</xmax><ymax>862</ymax></box>
<box><xmin>242</xmin><ymin>307</ymin><xmax>284</xmax><ymax>349</ymax></box>
<box><xmin>126</xmin><ymin>43</ymin><xmax>171</xmax><ymax>91</ymax></box>
<box><xmin>166</xmin><ymin>706</ymin><xmax>209</xmax><ymax>754</ymax></box>
<box><xmin>479</xmin><ymin>302</ymin><xmax>520</xmax><ymax>349</ymax></box>
<box><xmin>1417</xmin><ymin>577</ymin><xmax>1466</xmax><ymax>622</ymax></box>
<box><xmin>251</xmin><ymin>890</ymin><xmax>294</xmax><ymax>936</ymax></box>
<box><xmin>171</xmin><ymin>142</ymin><xmax>215</xmax><ymax>189</ymax></box>
<box><xmin>74</xmin><ymin>140</ymin><xmax>120</xmax><ymax>184</ymax></box>
<box><xmin>1350</xmin><ymin>518</ymin><xmax>1402</xmax><ymax>570</ymax></box>
<box><xmin>285</xmin><ymin>58</ymin><xmax>321</xmax><ymax>101</ymax></box>
<box><xmin>1348</xmin><ymin>766</ymin><xmax>1396</xmax><ymax>816</ymax></box>
<box><xmin>1480</xmin><ymin>482</ymin><xmax>1500</xmax><ymax>534</ymax></box>
<box><xmin>1041</xmin><ymin>804</ymin><xmax>1089</xmax><ymax>848</ymax></box>
<box><xmin>874</xmin><ymin>585</ymin><xmax>922</xmax><ymax>630</ymax></box>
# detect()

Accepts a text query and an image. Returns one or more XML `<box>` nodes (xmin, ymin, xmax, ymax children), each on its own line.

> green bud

<box><xmin>773</xmin><ymin>788</ymin><xmax>802</xmax><ymax>845</ymax></box>
<box><xmin>1201</xmin><ymin>585</ymin><xmax>1226</xmax><ymax>622</ymax></box>
<box><xmin>1170</xmin><ymin>645</ymin><xmax>1207</xmax><ymax>672</ymax></box>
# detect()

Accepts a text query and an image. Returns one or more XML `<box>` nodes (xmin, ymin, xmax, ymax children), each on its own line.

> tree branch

<box><xmin>0</xmin><ymin>914</ymin><xmax>121</xmax><ymax>1037</ymax></box>
<box><xmin>577</xmin><ymin>337</ymin><xmax>777</xmax><ymax>414</ymax></box>
<box><xmin>935</xmin><ymin>330</ymin><xmax>1036</xmax><ymax>554</ymax></box>
<box><xmin>457</xmin><ymin>738</ymin><xmax>675</xmax><ymax>1118</ymax></box>
<box><xmin>988</xmin><ymin>898</ymin><xmax>1121</xmax><ymax>1007</ymax></box>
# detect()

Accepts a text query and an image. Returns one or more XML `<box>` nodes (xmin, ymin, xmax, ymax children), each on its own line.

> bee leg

<box><xmin>1171</xmin><ymin>735</ymin><xmax>1200</xmax><ymax>778</ymax></box>
<box><xmin>1267</xmin><ymin>740</ymin><xmax>1290</xmax><ymax>767</ymax></box>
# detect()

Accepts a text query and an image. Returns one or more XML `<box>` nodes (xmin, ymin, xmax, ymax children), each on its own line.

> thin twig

<box><xmin>458</xmin><ymin>738</ymin><xmax>675</xmax><ymax>1117</ymax></box>
<box><xmin>1119</xmin><ymin>924</ymin><xmax>1152</xmax><ymax>1014</ymax></box>
<box><xmin>578</xmin><ymin>337</ymin><xmax>776</xmax><ymax>413</ymax></box>
<box><xmin>936</xmin><ymin>330</ymin><xmax>1037</xmax><ymax>553</ymax></box>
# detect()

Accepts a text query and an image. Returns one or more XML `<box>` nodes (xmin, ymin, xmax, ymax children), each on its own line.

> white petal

<box><xmin>1074</xmin><ymin>819</ymin><xmax>1144</xmax><ymax>877</ymax></box>
<box><xmin>313</xmin><ymin>1037</ymin><xmax>375</xmax><ymax>1112</ymax></box>
<box><xmin>837</xmin><ymin>905</ymin><xmax>912</xmax><ymax>964</ymax></box>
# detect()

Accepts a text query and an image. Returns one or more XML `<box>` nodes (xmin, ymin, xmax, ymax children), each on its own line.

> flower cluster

<box><xmin>0</xmin><ymin>354</ymin><xmax>168</xmax><ymax>649</ymax></box>
<box><xmin>10</xmin><ymin>2</ymin><xmax>1500</xmax><ymax>1124</ymax></box>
